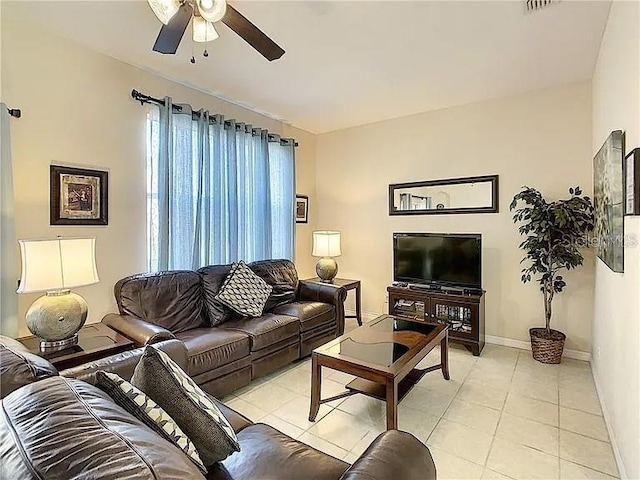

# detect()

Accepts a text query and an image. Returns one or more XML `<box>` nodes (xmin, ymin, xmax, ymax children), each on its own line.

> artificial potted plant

<box><xmin>510</xmin><ymin>186</ymin><xmax>594</xmax><ymax>364</ymax></box>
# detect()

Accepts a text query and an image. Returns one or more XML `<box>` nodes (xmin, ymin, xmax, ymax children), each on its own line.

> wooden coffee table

<box><xmin>309</xmin><ymin>315</ymin><xmax>449</xmax><ymax>430</ymax></box>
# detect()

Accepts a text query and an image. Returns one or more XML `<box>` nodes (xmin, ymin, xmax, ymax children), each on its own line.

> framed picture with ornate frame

<box><xmin>296</xmin><ymin>195</ymin><xmax>309</xmax><ymax>223</ymax></box>
<box><xmin>50</xmin><ymin>165</ymin><xmax>108</xmax><ymax>225</ymax></box>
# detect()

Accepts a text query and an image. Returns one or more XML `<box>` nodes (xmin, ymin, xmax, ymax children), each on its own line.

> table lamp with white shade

<box><xmin>17</xmin><ymin>237</ymin><xmax>99</xmax><ymax>350</ymax></box>
<box><xmin>312</xmin><ymin>231</ymin><xmax>341</xmax><ymax>283</ymax></box>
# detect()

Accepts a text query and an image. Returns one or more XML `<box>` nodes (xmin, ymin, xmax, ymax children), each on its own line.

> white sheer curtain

<box><xmin>0</xmin><ymin>104</ymin><xmax>18</xmax><ymax>336</ymax></box>
<box><xmin>147</xmin><ymin>99</ymin><xmax>295</xmax><ymax>272</ymax></box>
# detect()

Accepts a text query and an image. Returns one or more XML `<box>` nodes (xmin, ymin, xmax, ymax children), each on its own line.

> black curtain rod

<box><xmin>7</xmin><ymin>108</ymin><xmax>21</xmax><ymax>118</ymax></box>
<box><xmin>131</xmin><ymin>89</ymin><xmax>298</xmax><ymax>147</ymax></box>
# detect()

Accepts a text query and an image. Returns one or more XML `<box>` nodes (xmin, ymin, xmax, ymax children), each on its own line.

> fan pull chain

<box><xmin>203</xmin><ymin>20</ymin><xmax>209</xmax><ymax>58</ymax></box>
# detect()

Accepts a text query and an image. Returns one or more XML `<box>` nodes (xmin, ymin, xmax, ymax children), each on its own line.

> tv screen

<box><xmin>393</xmin><ymin>233</ymin><xmax>482</xmax><ymax>288</ymax></box>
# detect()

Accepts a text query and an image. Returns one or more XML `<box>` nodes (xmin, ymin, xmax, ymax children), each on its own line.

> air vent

<box><xmin>525</xmin><ymin>0</ymin><xmax>557</xmax><ymax>13</ymax></box>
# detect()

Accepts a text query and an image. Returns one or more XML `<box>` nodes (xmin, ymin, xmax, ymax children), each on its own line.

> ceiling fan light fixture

<box><xmin>147</xmin><ymin>0</ymin><xmax>181</xmax><ymax>25</ymax></box>
<box><xmin>193</xmin><ymin>16</ymin><xmax>219</xmax><ymax>43</ymax></box>
<box><xmin>197</xmin><ymin>0</ymin><xmax>227</xmax><ymax>23</ymax></box>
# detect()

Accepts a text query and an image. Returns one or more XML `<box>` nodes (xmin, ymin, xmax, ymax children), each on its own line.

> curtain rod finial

<box><xmin>131</xmin><ymin>89</ymin><xmax>145</xmax><ymax>105</ymax></box>
<box><xmin>8</xmin><ymin>108</ymin><xmax>21</xmax><ymax>118</ymax></box>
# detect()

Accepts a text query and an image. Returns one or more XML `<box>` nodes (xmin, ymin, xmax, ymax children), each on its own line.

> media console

<box><xmin>387</xmin><ymin>284</ymin><xmax>485</xmax><ymax>356</ymax></box>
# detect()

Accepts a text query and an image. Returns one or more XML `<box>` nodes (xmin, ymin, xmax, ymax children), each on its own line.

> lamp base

<box><xmin>39</xmin><ymin>334</ymin><xmax>79</xmax><ymax>352</ymax></box>
<box><xmin>26</xmin><ymin>290</ymin><xmax>88</xmax><ymax>343</ymax></box>
<box><xmin>316</xmin><ymin>257</ymin><xmax>338</xmax><ymax>283</ymax></box>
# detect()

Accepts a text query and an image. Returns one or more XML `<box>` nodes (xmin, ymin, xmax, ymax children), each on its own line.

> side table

<box><xmin>17</xmin><ymin>323</ymin><xmax>134</xmax><ymax>371</ymax></box>
<box><xmin>304</xmin><ymin>277</ymin><xmax>362</xmax><ymax>326</ymax></box>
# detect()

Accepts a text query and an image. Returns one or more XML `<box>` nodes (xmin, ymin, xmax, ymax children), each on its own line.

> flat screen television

<box><xmin>393</xmin><ymin>233</ymin><xmax>482</xmax><ymax>288</ymax></box>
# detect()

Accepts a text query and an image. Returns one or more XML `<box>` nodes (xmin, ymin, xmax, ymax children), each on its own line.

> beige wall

<box><xmin>285</xmin><ymin>125</ymin><xmax>317</xmax><ymax>279</ymax></box>
<box><xmin>1</xmin><ymin>8</ymin><xmax>313</xmax><ymax>335</ymax></box>
<box><xmin>315</xmin><ymin>82</ymin><xmax>595</xmax><ymax>353</ymax></box>
<box><xmin>591</xmin><ymin>1</ymin><xmax>640</xmax><ymax>478</ymax></box>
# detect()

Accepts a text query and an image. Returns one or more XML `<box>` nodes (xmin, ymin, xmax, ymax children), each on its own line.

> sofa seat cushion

<box><xmin>175</xmin><ymin>328</ymin><xmax>250</xmax><ymax>377</ymax></box>
<box><xmin>0</xmin><ymin>336</ymin><xmax>58</xmax><ymax>399</ymax></box>
<box><xmin>272</xmin><ymin>302</ymin><xmax>335</xmax><ymax>332</ymax></box>
<box><xmin>218</xmin><ymin>314</ymin><xmax>300</xmax><ymax>352</ymax></box>
<box><xmin>215</xmin><ymin>423</ymin><xmax>349</xmax><ymax>480</ymax></box>
<box><xmin>0</xmin><ymin>376</ymin><xmax>205</xmax><ymax>479</ymax></box>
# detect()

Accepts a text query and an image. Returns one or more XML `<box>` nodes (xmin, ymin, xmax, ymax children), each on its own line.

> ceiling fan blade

<box><xmin>222</xmin><ymin>4</ymin><xmax>285</xmax><ymax>61</ymax></box>
<box><xmin>153</xmin><ymin>3</ymin><xmax>193</xmax><ymax>54</ymax></box>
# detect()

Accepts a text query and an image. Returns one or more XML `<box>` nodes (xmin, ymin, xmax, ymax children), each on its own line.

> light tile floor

<box><xmin>220</xmin><ymin>321</ymin><xmax>618</xmax><ymax>480</ymax></box>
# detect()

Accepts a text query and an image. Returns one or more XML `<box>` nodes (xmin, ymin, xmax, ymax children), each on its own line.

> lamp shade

<box><xmin>17</xmin><ymin>238</ymin><xmax>99</xmax><ymax>294</ymax></box>
<box><xmin>197</xmin><ymin>0</ymin><xmax>227</xmax><ymax>23</ymax></box>
<box><xmin>147</xmin><ymin>0</ymin><xmax>181</xmax><ymax>25</ymax></box>
<box><xmin>193</xmin><ymin>16</ymin><xmax>219</xmax><ymax>43</ymax></box>
<box><xmin>312</xmin><ymin>231</ymin><xmax>341</xmax><ymax>258</ymax></box>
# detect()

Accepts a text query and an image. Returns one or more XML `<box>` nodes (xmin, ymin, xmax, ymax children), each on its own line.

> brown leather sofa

<box><xmin>104</xmin><ymin>259</ymin><xmax>347</xmax><ymax>397</ymax></box>
<box><xmin>0</xmin><ymin>336</ymin><xmax>438</xmax><ymax>480</ymax></box>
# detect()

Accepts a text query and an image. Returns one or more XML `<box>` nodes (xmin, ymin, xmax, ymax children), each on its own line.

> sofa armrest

<box><xmin>59</xmin><ymin>339</ymin><xmax>188</xmax><ymax>384</ymax></box>
<box><xmin>102</xmin><ymin>313</ymin><xmax>175</xmax><ymax>347</ymax></box>
<box><xmin>339</xmin><ymin>431</ymin><xmax>436</xmax><ymax>480</ymax></box>
<box><xmin>297</xmin><ymin>281</ymin><xmax>348</xmax><ymax>334</ymax></box>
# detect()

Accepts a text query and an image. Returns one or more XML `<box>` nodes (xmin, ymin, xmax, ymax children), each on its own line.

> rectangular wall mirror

<box><xmin>389</xmin><ymin>175</ymin><xmax>499</xmax><ymax>215</ymax></box>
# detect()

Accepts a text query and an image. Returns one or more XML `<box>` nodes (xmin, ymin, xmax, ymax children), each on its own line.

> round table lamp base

<box><xmin>316</xmin><ymin>257</ymin><xmax>338</xmax><ymax>283</ymax></box>
<box><xmin>26</xmin><ymin>290</ymin><xmax>88</xmax><ymax>345</ymax></box>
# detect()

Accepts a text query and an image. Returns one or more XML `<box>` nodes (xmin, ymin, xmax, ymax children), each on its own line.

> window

<box><xmin>146</xmin><ymin>106</ymin><xmax>295</xmax><ymax>272</ymax></box>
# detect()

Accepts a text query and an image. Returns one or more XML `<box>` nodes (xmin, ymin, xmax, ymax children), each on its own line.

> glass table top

<box><xmin>323</xmin><ymin>316</ymin><xmax>440</xmax><ymax>367</ymax></box>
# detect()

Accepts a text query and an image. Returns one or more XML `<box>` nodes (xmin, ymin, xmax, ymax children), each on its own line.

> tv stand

<box><xmin>387</xmin><ymin>285</ymin><xmax>485</xmax><ymax>356</ymax></box>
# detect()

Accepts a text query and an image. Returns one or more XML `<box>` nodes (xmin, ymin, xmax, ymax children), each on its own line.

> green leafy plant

<box><xmin>510</xmin><ymin>186</ymin><xmax>594</xmax><ymax>333</ymax></box>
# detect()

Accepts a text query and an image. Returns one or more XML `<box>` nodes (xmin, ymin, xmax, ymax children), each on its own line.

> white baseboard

<box><xmin>485</xmin><ymin>334</ymin><xmax>591</xmax><ymax>361</ymax></box>
<box><xmin>591</xmin><ymin>364</ymin><xmax>627</xmax><ymax>479</ymax></box>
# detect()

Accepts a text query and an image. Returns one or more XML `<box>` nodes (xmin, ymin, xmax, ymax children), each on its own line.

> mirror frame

<box><xmin>388</xmin><ymin>174</ymin><xmax>499</xmax><ymax>215</ymax></box>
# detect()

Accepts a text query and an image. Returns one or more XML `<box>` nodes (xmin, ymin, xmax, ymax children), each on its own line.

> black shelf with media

<box><xmin>387</xmin><ymin>285</ymin><xmax>485</xmax><ymax>356</ymax></box>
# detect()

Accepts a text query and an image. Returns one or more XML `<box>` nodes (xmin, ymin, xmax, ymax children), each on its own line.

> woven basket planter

<box><xmin>529</xmin><ymin>328</ymin><xmax>566</xmax><ymax>364</ymax></box>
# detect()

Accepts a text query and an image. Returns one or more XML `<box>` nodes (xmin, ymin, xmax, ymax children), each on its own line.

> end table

<box><xmin>17</xmin><ymin>323</ymin><xmax>134</xmax><ymax>371</ymax></box>
<box><xmin>304</xmin><ymin>277</ymin><xmax>362</xmax><ymax>326</ymax></box>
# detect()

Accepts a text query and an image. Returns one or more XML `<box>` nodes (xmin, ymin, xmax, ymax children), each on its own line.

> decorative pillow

<box><xmin>95</xmin><ymin>371</ymin><xmax>207</xmax><ymax>473</ymax></box>
<box><xmin>214</xmin><ymin>261</ymin><xmax>273</xmax><ymax>317</ymax></box>
<box><xmin>131</xmin><ymin>346</ymin><xmax>240</xmax><ymax>466</ymax></box>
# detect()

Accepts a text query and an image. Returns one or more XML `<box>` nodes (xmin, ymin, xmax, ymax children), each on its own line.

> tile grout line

<box><xmin>483</xmin><ymin>351</ymin><xmax>519</xmax><ymax>471</ymax></box>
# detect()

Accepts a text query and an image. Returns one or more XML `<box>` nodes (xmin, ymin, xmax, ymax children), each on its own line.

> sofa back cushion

<box><xmin>249</xmin><ymin>259</ymin><xmax>299</xmax><ymax>312</ymax></box>
<box><xmin>0</xmin><ymin>376</ymin><xmax>205</xmax><ymax>479</ymax></box>
<box><xmin>0</xmin><ymin>336</ymin><xmax>58</xmax><ymax>399</ymax></box>
<box><xmin>115</xmin><ymin>271</ymin><xmax>206</xmax><ymax>333</ymax></box>
<box><xmin>198</xmin><ymin>264</ymin><xmax>237</xmax><ymax>326</ymax></box>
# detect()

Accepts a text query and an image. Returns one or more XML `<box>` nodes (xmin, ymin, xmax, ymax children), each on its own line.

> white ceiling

<box><xmin>7</xmin><ymin>0</ymin><xmax>611</xmax><ymax>133</ymax></box>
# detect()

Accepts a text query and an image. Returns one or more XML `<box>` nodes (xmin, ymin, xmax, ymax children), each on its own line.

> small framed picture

<box><xmin>296</xmin><ymin>195</ymin><xmax>309</xmax><ymax>223</ymax></box>
<box><xmin>50</xmin><ymin>165</ymin><xmax>108</xmax><ymax>225</ymax></box>
<box><xmin>624</xmin><ymin>148</ymin><xmax>639</xmax><ymax>215</ymax></box>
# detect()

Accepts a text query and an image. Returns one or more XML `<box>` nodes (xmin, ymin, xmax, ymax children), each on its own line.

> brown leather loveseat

<box><xmin>0</xmin><ymin>335</ymin><xmax>438</xmax><ymax>480</ymax></box>
<box><xmin>104</xmin><ymin>259</ymin><xmax>347</xmax><ymax>397</ymax></box>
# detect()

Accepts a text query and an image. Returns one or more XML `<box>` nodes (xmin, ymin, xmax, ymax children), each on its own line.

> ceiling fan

<box><xmin>147</xmin><ymin>0</ymin><xmax>285</xmax><ymax>61</ymax></box>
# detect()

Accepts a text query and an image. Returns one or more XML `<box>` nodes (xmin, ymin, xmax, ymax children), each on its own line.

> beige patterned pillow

<box><xmin>131</xmin><ymin>346</ymin><xmax>240</xmax><ymax>466</ymax></box>
<box><xmin>95</xmin><ymin>371</ymin><xmax>206</xmax><ymax>473</ymax></box>
<box><xmin>215</xmin><ymin>261</ymin><xmax>272</xmax><ymax>317</ymax></box>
